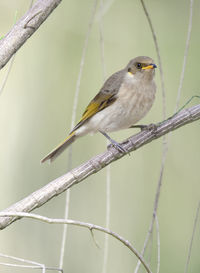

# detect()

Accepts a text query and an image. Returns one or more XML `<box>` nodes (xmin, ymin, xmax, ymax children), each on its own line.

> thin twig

<box><xmin>90</xmin><ymin>228</ymin><xmax>101</xmax><ymax>248</ymax></box>
<box><xmin>0</xmin><ymin>104</ymin><xmax>200</xmax><ymax>230</ymax></box>
<box><xmin>95</xmin><ymin>0</ymin><xmax>115</xmax><ymax>21</ymax></box>
<box><xmin>71</xmin><ymin>0</ymin><xmax>98</xmax><ymax>128</ymax></box>
<box><xmin>0</xmin><ymin>253</ymin><xmax>48</xmax><ymax>273</ymax></box>
<box><xmin>175</xmin><ymin>95</ymin><xmax>200</xmax><ymax>116</ymax></box>
<box><xmin>0</xmin><ymin>212</ymin><xmax>152</xmax><ymax>273</ymax></box>
<box><xmin>0</xmin><ymin>263</ymin><xmax>63</xmax><ymax>272</ymax></box>
<box><xmin>99</xmin><ymin>0</ymin><xmax>107</xmax><ymax>80</ymax></box>
<box><xmin>98</xmin><ymin>1</ymin><xmax>110</xmax><ymax>273</ymax></box>
<box><xmin>155</xmin><ymin>214</ymin><xmax>160</xmax><ymax>273</ymax></box>
<box><xmin>140</xmin><ymin>0</ymin><xmax>166</xmax><ymax>119</ymax></box>
<box><xmin>137</xmin><ymin>1</ymin><xmax>194</xmax><ymax>271</ymax></box>
<box><xmin>135</xmin><ymin>2</ymin><xmax>167</xmax><ymax>271</ymax></box>
<box><xmin>134</xmin><ymin>138</ymin><xmax>167</xmax><ymax>273</ymax></box>
<box><xmin>175</xmin><ymin>0</ymin><xmax>194</xmax><ymax>112</ymax></box>
<box><xmin>59</xmin><ymin>189</ymin><xmax>71</xmax><ymax>269</ymax></box>
<box><xmin>184</xmin><ymin>202</ymin><xmax>200</xmax><ymax>273</ymax></box>
<box><xmin>147</xmin><ymin>229</ymin><xmax>154</xmax><ymax>267</ymax></box>
<box><xmin>0</xmin><ymin>263</ymin><xmax>45</xmax><ymax>272</ymax></box>
<box><xmin>140</xmin><ymin>3</ymin><xmax>195</xmax><ymax>268</ymax></box>
<box><xmin>29</xmin><ymin>0</ymin><xmax>35</xmax><ymax>10</ymax></box>
<box><xmin>102</xmin><ymin>163</ymin><xmax>110</xmax><ymax>273</ymax></box>
<box><xmin>0</xmin><ymin>0</ymin><xmax>34</xmax><ymax>97</ymax></box>
<box><xmin>59</xmin><ymin>0</ymin><xmax>98</xmax><ymax>269</ymax></box>
<box><xmin>0</xmin><ymin>50</ymin><xmax>15</xmax><ymax>97</ymax></box>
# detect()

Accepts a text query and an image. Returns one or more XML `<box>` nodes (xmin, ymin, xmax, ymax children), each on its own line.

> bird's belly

<box><xmin>76</xmin><ymin>82</ymin><xmax>156</xmax><ymax>136</ymax></box>
<box><xmin>88</xmin><ymin>93</ymin><xmax>154</xmax><ymax>134</ymax></box>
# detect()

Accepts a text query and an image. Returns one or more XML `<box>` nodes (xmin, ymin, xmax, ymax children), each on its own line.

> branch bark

<box><xmin>0</xmin><ymin>104</ymin><xmax>199</xmax><ymax>230</ymax></box>
<box><xmin>0</xmin><ymin>0</ymin><xmax>62</xmax><ymax>70</ymax></box>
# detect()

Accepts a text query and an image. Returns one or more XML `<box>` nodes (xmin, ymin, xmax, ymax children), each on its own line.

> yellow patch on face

<box><xmin>128</xmin><ymin>71</ymin><xmax>134</xmax><ymax>77</ymax></box>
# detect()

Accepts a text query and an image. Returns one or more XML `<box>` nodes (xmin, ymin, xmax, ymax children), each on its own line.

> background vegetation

<box><xmin>0</xmin><ymin>0</ymin><xmax>200</xmax><ymax>272</ymax></box>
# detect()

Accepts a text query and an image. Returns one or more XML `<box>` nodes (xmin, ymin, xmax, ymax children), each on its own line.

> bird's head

<box><xmin>126</xmin><ymin>56</ymin><xmax>157</xmax><ymax>81</ymax></box>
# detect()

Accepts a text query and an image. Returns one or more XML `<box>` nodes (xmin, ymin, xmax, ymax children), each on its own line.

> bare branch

<box><xmin>135</xmin><ymin>141</ymin><xmax>167</xmax><ymax>273</ymax></box>
<box><xmin>0</xmin><ymin>0</ymin><xmax>62</xmax><ymax>70</ymax></box>
<box><xmin>98</xmin><ymin>2</ymin><xmax>110</xmax><ymax>273</ymax></box>
<box><xmin>0</xmin><ymin>252</ymin><xmax>63</xmax><ymax>272</ymax></box>
<box><xmin>140</xmin><ymin>0</ymin><xmax>166</xmax><ymax>119</ymax></box>
<box><xmin>59</xmin><ymin>0</ymin><xmax>98</xmax><ymax>268</ymax></box>
<box><xmin>136</xmin><ymin>1</ymin><xmax>194</xmax><ymax>271</ymax></box>
<box><xmin>0</xmin><ymin>212</ymin><xmax>152</xmax><ymax>273</ymax></box>
<box><xmin>175</xmin><ymin>0</ymin><xmax>194</xmax><ymax>111</ymax></box>
<box><xmin>135</xmin><ymin>2</ymin><xmax>167</xmax><ymax>271</ymax></box>
<box><xmin>155</xmin><ymin>214</ymin><xmax>160</xmax><ymax>273</ymax></box>
<box><xmin>0</xmin><ymin>1</ymin><xmax>34</xmax><ymax>96</ymax></box>
<box><xmin>184</xmin><ymin>202</ymin><xmax>200</xmax><ymax>273</ymax></box>
<box><xmin>0</xmin><ymin>104</ymin><xmax>200</xmax><ymax>230</ymax></box>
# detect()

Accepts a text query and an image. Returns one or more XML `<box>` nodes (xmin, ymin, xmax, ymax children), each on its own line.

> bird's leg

<box><xmin>99</xmin><ymin>130</ymin><xmax>128</xmax><ymax>154</ymax></box>
<box><xmin>130</xmin><ymin>123</ymin><xmax>157</xmax><ymax>132</ymax></box>
<box><xmin>130</xmin><ymin>124</ymin><xmax>147</xmax><ymax>130</ymax></box>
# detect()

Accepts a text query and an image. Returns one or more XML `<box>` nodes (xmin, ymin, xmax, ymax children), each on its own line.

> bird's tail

<box><xmin>41</xmin><ymin>131</ymin><xmax>77</xmax><ymax>163</ymax></box>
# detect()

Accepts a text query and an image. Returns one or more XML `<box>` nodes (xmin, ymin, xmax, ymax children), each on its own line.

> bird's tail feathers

<box><xmin>41</xmin><ymin>131</ymin><xmax>76</xmax><ymax>164</ymax></box>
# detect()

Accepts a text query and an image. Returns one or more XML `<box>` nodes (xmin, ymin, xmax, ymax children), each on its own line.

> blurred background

<box><xmin>0</xmin><ymin>0</ymin><xmax>200</xmax><ymax>272</ymax></box>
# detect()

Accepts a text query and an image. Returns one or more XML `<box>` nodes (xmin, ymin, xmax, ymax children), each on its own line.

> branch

<box><xmin>0</xmin><ymin>0</ymin><xmax>62</xmax><ymax>70</ymax></box>
<box><xmin>140</xmin><ymin>0</ymin><xmax>166</xmax><ymax>119</ymax></box>
<box><xmin>0</xmin><ymin>212</ymin><xmax>152</xmax><ymax>273</ymax></box>
<box><xmin>0</xmin><ymin>252</ymin><xmax>63</xmax><ymax>273</ymax></box>
<box><xmin>59</xmin><ymin>0</ymin><xmax>98</xmax><ymax>267</ymax></box>
<box><xmin>184</xmin><ymin>201</ymin><xmax>200</xmax><ymax>273</ymax></box>
<box><xmin>0</xmin><ymin>104</ymin><xmax>200</xmax><ymax>229</ymax></box>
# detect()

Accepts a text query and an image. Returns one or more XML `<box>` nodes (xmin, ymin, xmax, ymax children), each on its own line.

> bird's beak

<box><xmin>142</xmin><ymin>63</ymin><xmax>157</xmax><ymax>70</ymax></box>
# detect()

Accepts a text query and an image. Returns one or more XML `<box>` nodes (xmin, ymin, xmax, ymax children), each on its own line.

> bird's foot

<box><xmin>107</xmin><ymin>139</ymin><xmax>129</xmax><ymax>154</ymax></box>
<box><xmin>131</xmin><ymin>123</ymin><xmax>157</xmax><ymax>132</ymax></box>
<box><xmin>99</xmin><ymin>130</ymin><xmax>129</xmax><ymax>154</ymax></box>
<box><xmin>142</xmin><ymin>123</ymin><xmax>157</xmax><ymax>132</ymax></box>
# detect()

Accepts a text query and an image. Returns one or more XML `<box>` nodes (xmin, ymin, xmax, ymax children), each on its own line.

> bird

<box><xmin>41</xmin><ymin>56</ymin><xmax>157</xmax><ymax>163</ymax></box>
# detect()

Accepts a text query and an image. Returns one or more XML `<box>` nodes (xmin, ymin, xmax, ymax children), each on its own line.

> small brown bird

<box><xmin>41</xmin><ymin>56</ymin><xmax>157</xmax><ymax>163</ymax></box>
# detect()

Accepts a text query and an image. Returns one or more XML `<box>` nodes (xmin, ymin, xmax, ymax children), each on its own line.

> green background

<box><xmin>0</xmin><ymin>0</ymin><xmax>200</xmax><ymax>272</ymax></box>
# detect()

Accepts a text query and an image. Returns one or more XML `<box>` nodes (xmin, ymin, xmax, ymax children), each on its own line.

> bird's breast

<box><xmin>113</xmin><ymin>76</ymin><xmax>156</xmax><ymax>127</ymax></box>
<box><xmin>76</xmin><ymin>76</ymin><xmax>156</xmax><ymax>135</ymax></box>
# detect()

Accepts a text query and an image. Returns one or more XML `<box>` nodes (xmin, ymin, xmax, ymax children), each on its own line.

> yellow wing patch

<box><xmin>79</xmin><ymin>94</ymin><xmax>114</xmax><ymax>122</ymax></box>
<box><xmin>81</xmin><ymin>101</ymin><xmax>100</xmax><ymax>121</ymax></box>
<box><xmin>72</xmin><ymin>93</ymin><xmax>116</xmax><ymax>132</ymax></box>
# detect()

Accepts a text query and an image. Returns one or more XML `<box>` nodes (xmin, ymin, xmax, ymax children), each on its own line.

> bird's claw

<box><xmin>107</xmin><ymin>141</ymin><xmax>129</xmax><ymax>154</ymax></box>
<box><xmin>131</xmin><ymin>123</ymin><xmax>157</xmax><ymax>132</ymax></box>
<box><xmin>142</xmin><ymin>123</ymin><xmax>157</xmax><ymax>132</ymax></box>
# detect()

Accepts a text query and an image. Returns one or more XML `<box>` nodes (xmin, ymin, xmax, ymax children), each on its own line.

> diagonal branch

<box><xmin>0</xmin><ymin>104</ymin><xmax>200</xmax><ymax>230</ymax></box>
<box><xmin>0</xmin><ymin>0</ymin><xmax>62</xmax><ymax>70</ymax></box>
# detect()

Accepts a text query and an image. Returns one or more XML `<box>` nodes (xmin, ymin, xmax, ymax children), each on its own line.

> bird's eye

<box><xmin>128</xmin><ymin>67</ymin><xmax>131</xmax><ymax>72</ymax></box>
<box><xmin>136</xmin><ymin>63</ymin><xmax>142</xmax><ymax>69</ymax></box>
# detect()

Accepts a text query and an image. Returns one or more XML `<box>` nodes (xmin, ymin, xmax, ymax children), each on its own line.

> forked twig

<box><xmin>0</xmin><ymin>212</ymin><xmax>152</xmax><ymax>273</ymax></box>
<box><xmin>0</xmin><ymin>252</ymin><xmax>63</xmax><ymax>273</ymax></box>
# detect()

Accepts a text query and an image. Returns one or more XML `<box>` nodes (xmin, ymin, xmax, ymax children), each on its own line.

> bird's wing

<box><xmin>72</xmin><ymin>69</ymin><xmax>125</xmax><ymax>132</ymax></box>
<box><xmin>72</xmin><ymin>92</ymin><xmax>116</xmax><ymax>132</ymax></box>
